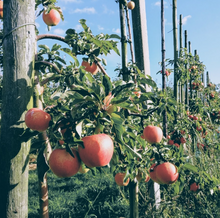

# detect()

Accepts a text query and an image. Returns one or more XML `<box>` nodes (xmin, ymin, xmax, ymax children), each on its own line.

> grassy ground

<box><xmin>28</xmin><ymin>167</ymin><xmax>130</xmax><ymax>218</ymax></box>
<box><xmin>28</xmin><ymin>165</ymin><xmax>220</xmax><ymax>218</ymax></box>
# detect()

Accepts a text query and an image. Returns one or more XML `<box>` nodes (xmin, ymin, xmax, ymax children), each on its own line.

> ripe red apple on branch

<box><xmin>114</xmin><ymin>172</ymin><xmax>130</xmax><ymax>186</ymax></box>
<box><xmin>81</xmin><ymin>60</ymin><xmax>99</xmax><ymax>75</ymax></box>
<box><xmin>0</xmin><ymin>0</ymin><xmax>3</xmax><ymax>19</ymax></box>
<box><xmin>127</xmin><ymin>1</ymin><xmax>135</xmax><ymax>10</ymax></box>
<box><xmin>149</xmin><ymin>162</ymin><xmax>179</xmax><ymax>184</ymax></box>
<box><xmin>49</xmin><ymin>148</ymin><xmax>81</xmax><ymax>178</ymax></box>
<box><xmin>43</xmin><ymin>8</ymin><xmax>61</xmax><ymax>26</ymax></box>
<box><xmin>136</xmin><ymin>170</ymin><xmax>150</xmax><ymax>183</ymax></box>
<box><xmin>78</xmin><ymin>133</ymin><xmax>114</xmax><ymax>168</ymax></box>
<box><xmin>25</xmin><ymin>108</ymin><xmax>51</xmax><ymax>132</ymax></box>
<box><xmin>143</xmin><ymin>125</ymin><xmax>163</xmax><ymax>144</ymax></box>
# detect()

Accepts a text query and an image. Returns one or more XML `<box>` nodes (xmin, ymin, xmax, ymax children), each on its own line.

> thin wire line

<box><xmin>2</xmin><ymin>23</ymin><xmax>36</xmax><ymax>44</ymax></box>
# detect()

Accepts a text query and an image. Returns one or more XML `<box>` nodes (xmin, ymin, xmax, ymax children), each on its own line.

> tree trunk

<box><xmin>0</xmin><ymin>0</ymin><xmax>35</xmax><ymax>217</ymax></box>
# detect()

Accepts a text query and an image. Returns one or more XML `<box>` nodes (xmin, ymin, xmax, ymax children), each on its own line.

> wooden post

<box><xmin>0</xmin><ymin>0</ymin><xmax>36</xmax><ymax>217</ymax></box>
<box><xmin>131</xmin><ymin>0</ymin><xmax>160</xmax><ymax>213</ymax></box>
<box><xmin>129</xmin><ymin>180</ymin><xmax>139</xmax><ymax>218</ymax></box>
<box><xmin>161</xmin><ymin>0</ymin><xmax>167</xmax><ymax>137</ymax></box>
<box><xmin>188</xmin><ymin>41</ymin><xmax>192</xmax><ymax>99</ymax></box>
<box><xmin>119</xmin><ymin>0</ymin><xmax>128</xmax><ymax>82</ymax></box>
<box><xmin>179</xmin><ymin>14</ymin><xmax>184</xmax><ymax>104</ymax></box>
<box><xmin>172</xmin><ymin>0</ymin><xmax>178</xmax><ymax>101</ymax></box>
<box><xmin>206</xmin><ymin>71</ymin><xmax>210</xmax><ymax>85</ymax></box>
<box><xmin>131</xmin><ymin>0</ymin><xmax>151</xmax><ymax>88</ymax></box>
<box><xmin>184</xmin><ymin>30</ymin><xmax>189</xmax><ymax>107</ymax></box>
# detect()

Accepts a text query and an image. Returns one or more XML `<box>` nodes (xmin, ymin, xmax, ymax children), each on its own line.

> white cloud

<box><xmin>71</xmin><ymin>7</ymin><xmax>96</xmax><ymax>14</ymax></box>
<box><xmin>35</xmin><ymin>22</ymin><xmax>40</xmax><ymax>28</ymax></box>
<box><xmin>154</xmin><ymin>1</ymin><xmax>168</xmax><ymax>8</ymax></box>
<box><xmin>112</xmin><ymin>28</ymin><xmax>120</xmax><ymax>34</ymax></box>
<box><xmin>53</xmin><ymin>28</ymin><xmax>66</xmax><ymax>35</ymax></box>
<box><xmin>102</xmin><ymin>4</ymin><xmax>115</xmax><ymax>14</ymax></box>
<box><xmin>75</xmin><ymin>24</ymin><xmax>83</xmax><ymax>31</ymax></box>
<box><xmin>155</xmin><ymin>1</ymin><xmax>161</xmax><ymax>6</ymax></box>
<box><xmin>182</xmin><ymin>15</ymin><xmax>192</xmax><ymax>25</ymax></box>
<box><xmin>98</xmin><ymin>25</ymin><xmax>104</xmax><ymax>31</ymax></box>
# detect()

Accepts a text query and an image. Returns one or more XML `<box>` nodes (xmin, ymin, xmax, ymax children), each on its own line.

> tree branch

<box><xmin>36</xmin><ymin>34</ymin><xmax>66</xmax><ymax>43</ymax></box>
<box><xmin>35</xmin><ymin>61</ymin><xmax>61</xmax><ymax>86</ymax></box>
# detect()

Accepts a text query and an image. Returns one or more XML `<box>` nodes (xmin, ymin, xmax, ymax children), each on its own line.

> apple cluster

<box><xmin>25</xmin><ymin>108</ymin><xmax>114</xmax><ymax>178</ymax></box>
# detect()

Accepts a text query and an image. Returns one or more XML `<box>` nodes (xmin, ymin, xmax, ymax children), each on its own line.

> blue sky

<box><xmin>36</xmin><ymin>0</ymin><xmax>220</xmax><ymax>87</ymax></box>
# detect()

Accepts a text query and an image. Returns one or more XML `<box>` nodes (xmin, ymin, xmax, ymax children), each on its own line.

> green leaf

<box><xmin>182</xmin><ymin>163</ymin><xmax>199</xmax><ymax>173</ymax></box>
<box><xmin>140</xmin><ymin>78</ymin><xmax>157</xmax><ymax>88</ymax></box>
<box><xmin>79</xmin><ymin>19</ymin><xmax>89</xmax><ymax>32</ymax></box>
<box><xmin>19</xmin><ymin>128</ymin><xmax>39</xmax><ymax>143</ymax></box>
<box><xmin>173</xmin><ymin>180</ymin><xmax>180</xmax><ymax>195</ymax></box>
<box><xmin>37</xmin><ymin>147</ymin><xmax>49</xmax><ymax>182</ymax></box>
<box><xmin>112</xmin><ymin>82</ymin><xmax>135</xmax><ymax>97</ymax></box>
<box><xmin>72</xmin><ymin>89</ymin><xmax>92</xmax><ymax>97</ymax></box>
<box><xmin>51</xmin><ymin>43</ymin><xmax>62</xmax><ymax>51</ymax></box>
<box><xmin>66</xmin><ymin>28</ymin><xmax>76</xmax><ymax>35</ymax></box>
<box><xmin>102</xmin><ymin>58</ymin><xmax>107</xmax><ymax>66</ymax></box>
<box><xmin>109</xmin><ymin>34</ymin><xmax>121</xmax><ymax>40</ymax></box>
<box><xmin>111</xmin><ymin>97</ymin><xmax>129</xmax><ymax>105</ymax></box>
<box><xmin>38</xmin><ymin>44</ymin><xmax>50</xmax><ymax>52</ymax></box>
<box><xmin>60</xmin><ymin>48</ymin><xmax>79</xmax><ymax>66</ymax></box>
<box><xmin>103</xmin><ymin>75</ymin><xmax>112</xmax><ymax>96</ymax></box>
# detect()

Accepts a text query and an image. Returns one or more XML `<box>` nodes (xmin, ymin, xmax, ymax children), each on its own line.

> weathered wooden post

<box><xmin>0</xmin><ymin>0</ymin><xmax>36</xmax><ymax>217</ymax></box>
<box><xmin>131</xmin><ymin>0</ymin><xmax>160</xmax><ymax>213</ymax></box>
<box><xmin>131</xmin><ymin>0</ymin><xmax>151</xmax><ymax>85</ymax></box>
<box><xmin>184</xmin><ymin>30</ymin><xmax>189</xmax><ymax>107</ymax></box>
<box><xmin>172</xmin><ymin>0</ymin><xmax>178</xmax><ymax>101</ymax></box>
<box><xmin>119</xmin><ymin>0</ymin><xmax>128</xmax><ymax>82</ymax></box>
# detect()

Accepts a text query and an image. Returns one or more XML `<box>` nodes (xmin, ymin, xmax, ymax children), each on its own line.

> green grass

<box><xmin>29</xmin><ymin>165</ymin><xmax>220</xmax><ymax>218</ymax></box>
<box><xmin>28</xmin><ymin>167</ymin><xmax>130</xmax><ymax>218</ymax></box>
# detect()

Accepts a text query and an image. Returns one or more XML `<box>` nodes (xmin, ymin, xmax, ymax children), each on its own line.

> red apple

<box><xmin>190</xmin><ymin>182</ymin><xmax>199</xmax><ymax>191</ymax></box>
<box><xmin>42</xmin><ymin>9</ymin><xmax>61</xmax><ymax>26</ymax></box>
<box><xmin>114</xmin><ymin>172</ymin><xmax>130</xmax><ymax>186</ymax></box>
<box><xmin>193</xmin><ymin>116</ymin><xmax>198</xmax><ymax>120</ymax></box>
<box><xmin>49</xmin><ymin>148</ymin><xmax>81</xmax><ymax>178</ymax></box>
<box><xmin>136</xmin><ymin>170</ymin><xmax>150</xmax><ymax>183</ymax></box>
<box><xmin>103</xmin><ymin>92</ymin><xmax>113</xmax><ymax>107</ymax></box>
<box><xmin>81</xmin><ymin>60</ymin><xmax>99</xmax><ymax>75</ymax></box>
<box><xmin>25</xmin><ymin>108</ymin><xmax>51</xmax><ymax>132</ymax></box>
<box><xmin>155</xmin><ymin>162</ymin><xmax>179</xmax><ymax>184</ymax></box>
<box><xmin>174</xmin><ymin>143</ymin><xmax>180</xmax><ymax>148</ymax></box>
<box><xmin>168</xmin><ymin>140</ymin><xmax>174</xmax><ymax>145</ymax></box>
<box><xmin>0</xmin><ymin>0</ymin><xmax>3</xmax><ymax>19</ymax></box>
<box><xmin>143</xmin><ymin>125</ymin><xmax>163</xmax><ymax>144</ymax></box>
<box><xmin>78</xmin><ymin>134</ymin><xmax>114</xmax><ymax>168</ymax></box>
<box><xmin>127</xmin><ymin>1</ymin><xmax>135</xmax><ymax>10</ymax></box>
<box><xmin>149</xmin><ymin>164</ymin><xmax>163</xmax><ymax>184</ymax></box>
<box><xmin>180</xmin><ymin>137</ymin><xmax>186</xmax><ymax>144</ymax></box>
